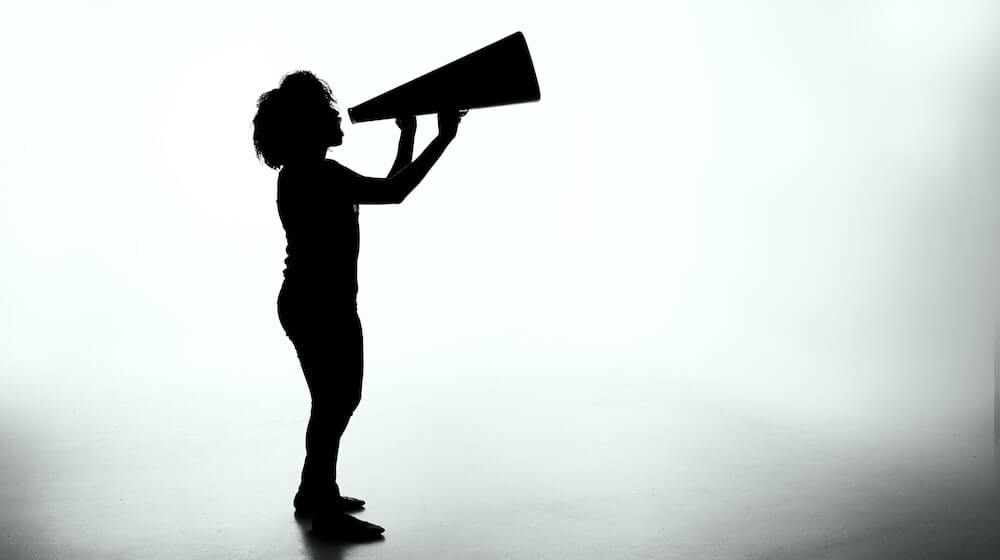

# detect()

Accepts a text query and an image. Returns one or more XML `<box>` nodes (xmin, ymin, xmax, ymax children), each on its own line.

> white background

<box><xmin>0</xmin><ymin>1</ymin><xmax>997</xmax><ymax>555</ymax></box>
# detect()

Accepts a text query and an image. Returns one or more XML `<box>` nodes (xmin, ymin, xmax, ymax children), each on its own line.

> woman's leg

<box><xmin>286</xmin><ymin>310</ymin><xmax>364</xmax><ymax>502</ymax></box>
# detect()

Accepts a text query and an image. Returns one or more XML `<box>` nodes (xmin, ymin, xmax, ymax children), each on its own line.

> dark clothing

<box><xmin>277</xmin><ymin>282</ymin><xmax>362</xmax><ymax>496</ymax></box>
<box><xmin>275</xmin><ymin>159</ymin><xmax>364</xmax><ymax>497</ymax></box>
<box><xmin>277</xmin><ymin>160</ymin><xmax>361</xmax><ymax>301</ymax></box>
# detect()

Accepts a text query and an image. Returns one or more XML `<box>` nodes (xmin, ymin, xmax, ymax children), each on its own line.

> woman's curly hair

<box><xmin>253</xmin><ymin>71</ymin><xmax>338</xmax><ymax>169</ymax></box>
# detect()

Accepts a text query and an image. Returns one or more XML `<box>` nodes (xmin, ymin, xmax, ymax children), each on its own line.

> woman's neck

<box><xmin>286</xmin><ymin>148</ymin><xmax>328</xmax><ymax>166</ymax></box>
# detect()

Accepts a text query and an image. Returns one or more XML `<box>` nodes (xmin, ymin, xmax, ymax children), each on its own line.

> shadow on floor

<box><xmin>294</xmin><ymin>515</ymin><xmax>387</xmax><ymax>560</ymax></box>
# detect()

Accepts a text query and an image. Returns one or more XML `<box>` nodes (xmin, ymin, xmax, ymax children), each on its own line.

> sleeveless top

<box><xmin>276</xmin><ymin>160</ymin><xmax>360</xmax><ymax>302</ymax></box>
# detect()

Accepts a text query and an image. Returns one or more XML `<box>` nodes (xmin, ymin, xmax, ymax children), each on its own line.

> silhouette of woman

<box><xmin>253</xmin><ymin>71</ymin><xmax>461</xmax><ymax>540</ymax></box>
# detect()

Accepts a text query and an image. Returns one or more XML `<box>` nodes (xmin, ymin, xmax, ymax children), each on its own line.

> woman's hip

<box><xmin>279</xmin><ymin>286</ymin><xmax>359</xmax><ymax>339</ymax></box>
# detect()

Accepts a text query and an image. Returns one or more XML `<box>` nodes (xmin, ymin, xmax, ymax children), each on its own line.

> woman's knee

<box><xmin>311</xmin><ymin>391</ymin><xmax>361</xmax><ymax>417</ymax></box>
<box><xmin>340</xmin><ymin>389</ymin><xmax>362</xmax><ymax>414</ymax></box>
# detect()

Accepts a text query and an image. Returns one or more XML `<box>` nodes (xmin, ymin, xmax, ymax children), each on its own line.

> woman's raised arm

<box><xmin>332</xmin><ymin>111</ymin><xmax>463</xmax><ymax>205</ymax></box>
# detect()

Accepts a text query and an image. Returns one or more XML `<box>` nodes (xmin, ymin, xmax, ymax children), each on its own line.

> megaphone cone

<box><xmin>348</xmin><ymin>32</ymin><xmax>541</xmax><ymax>123</ymax></box>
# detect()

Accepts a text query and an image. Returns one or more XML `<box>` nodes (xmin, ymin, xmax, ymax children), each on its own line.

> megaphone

<box><xmin>348</xmin><ymin>32</ymin><xmax>541</xmax><ymax>123</ymax></box>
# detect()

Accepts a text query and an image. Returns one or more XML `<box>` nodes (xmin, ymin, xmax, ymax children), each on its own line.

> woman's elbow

<box><xmin>387</xmin><ymin>181</ymin><xmax>412</xmax><ymax>204</ymax></box>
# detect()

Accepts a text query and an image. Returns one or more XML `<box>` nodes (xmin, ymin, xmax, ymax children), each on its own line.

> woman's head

<box><xmin>253</xmin><ymin>70</ymin><xmax>344</xmax><ymax>169</ymax></box>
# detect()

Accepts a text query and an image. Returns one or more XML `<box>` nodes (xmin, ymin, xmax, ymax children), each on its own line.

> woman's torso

<box><xmin>276</xmin><ymin>160</ymin><xmax>360</xmax><ymax>303</ymax></box>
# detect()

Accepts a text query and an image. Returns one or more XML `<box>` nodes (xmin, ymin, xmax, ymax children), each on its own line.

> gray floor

<box><xmin>2</xmin><ymin>365</ymin><xmax>996</xmax><ymax>560</ymax></box>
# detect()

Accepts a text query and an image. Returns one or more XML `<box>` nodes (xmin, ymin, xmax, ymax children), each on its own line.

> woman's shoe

<box><xmin>311</xmin><ymin>511</ymin><xmax>385</xmax><ymax>541</ymax></box>
<box><xmin>294</xmin><ymin>490</ymin><xmax>366</xmax><ymax>515</ymax></box>
<box><xmin>337</xmin><ymin>495</ymin><xmax>366</xmax><ymax>511</ymax></box>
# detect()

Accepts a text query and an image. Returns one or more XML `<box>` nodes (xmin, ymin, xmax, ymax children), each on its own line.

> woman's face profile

<box><xmin>324</xmin><ymin>105</ymin><xmax>344</xmax><ymax>148</ymax></box>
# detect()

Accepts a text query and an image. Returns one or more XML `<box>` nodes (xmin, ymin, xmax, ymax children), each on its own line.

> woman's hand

<box><xmin>437</xmin><ymin>110</ymin><xmax>465</xmax><ymax>140</ymax></box>
<box><xmin>395</xmin><ymin>116</ymin><xmax>417</xmax><ymax>135</ymax></box>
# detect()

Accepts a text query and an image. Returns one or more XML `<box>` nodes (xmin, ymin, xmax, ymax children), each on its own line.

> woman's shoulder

<box><xmin>281</xmin><ymin>159</ymin><xmax>359</xmax><ymax>182</ymax></box>
<box><xmin>322</xmin><ymin>158</ymin><xmax>363</xmax><ymax>180</ymax></box>
<box><xmin>279</xmin><ymin>160</ymin><xmax>318</xmax><ymax>180</ymax></box>
<box><xmin>278</xmin><ymin>159</ymin><xmax>363</xmax><ymax>206</ymax></box>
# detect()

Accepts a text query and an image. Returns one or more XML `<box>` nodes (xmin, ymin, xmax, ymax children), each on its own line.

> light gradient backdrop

<box><xmin>0</xmin><ymin>1</ymin><xmax>997</xmax><ymax>558</ymax></box>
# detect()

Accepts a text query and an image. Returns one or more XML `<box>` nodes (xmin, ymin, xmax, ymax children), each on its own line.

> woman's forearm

<box><xmin>388</xmin><ymin>131</ymin><xmax>415</xmax><ymax>177</ymax></box>
<box><xmin>387</xmin><ymin>134</ymin><xmax>454</xmax><ymax>202</ymax></box>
